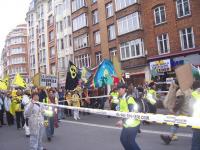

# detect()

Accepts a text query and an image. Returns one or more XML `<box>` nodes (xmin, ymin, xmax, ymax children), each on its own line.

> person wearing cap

<box><xmin>145</xmin><ymin>81</ymin><xmax>158</xmax><ymax>113</ymax></box>
<box><xmin>116</xmin><ymin>83</ymin><xmax>141</xmax><ymax>150</ymax></box>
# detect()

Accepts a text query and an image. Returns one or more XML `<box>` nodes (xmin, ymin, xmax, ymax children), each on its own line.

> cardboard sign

<box><xmin>175</xmin><ymin>64</ymin><xmax>193</xmax><ymax>91</ymax></box>
<box><xmin>32</xmin><ymin>73</ymin><xmax>58</xmax><ymax>88</ymax></box>
<box><xmin>40</xmin><ymin>74</ymin><xmax>58</xmax><ymax>87</ymax></box>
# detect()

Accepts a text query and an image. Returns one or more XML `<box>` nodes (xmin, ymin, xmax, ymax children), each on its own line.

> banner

<box><xmin>39</xmin><ymin>102</ymin><xmax>200</xmax><ymax>129</ymax></box>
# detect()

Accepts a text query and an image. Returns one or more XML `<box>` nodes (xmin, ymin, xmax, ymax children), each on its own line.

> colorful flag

<box><xmin>65</xmin><ymin>61</ymin><xmax>80</xmax><ymax>91</ymax></box>
<box><xmin>93</xmin><ymin>59</ymin><xmax>117</xmax><ymax>88</ymax></box>
<box><xmin>81</xmin><ymin>67</ymin><xmax>92</xmax><ymax>84</ymax></box>
<box><xmin>13</xmin><ymin>73</ymin><xmax>27</xmax><ymax>88</ymax></box>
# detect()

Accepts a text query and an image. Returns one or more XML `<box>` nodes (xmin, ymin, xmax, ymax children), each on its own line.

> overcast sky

<box><xmin>0</xmin><ymin>0</ymin><xmax>30</xmax><ymax>75</ymax></box>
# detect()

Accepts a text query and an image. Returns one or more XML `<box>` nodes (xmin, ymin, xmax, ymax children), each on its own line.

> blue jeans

<box><xmin>120</xmin><ymin>126</ymin><xmax>141</xmax><ymax>150</ymax></box>
<box><xmin>45</xmin><ymin>116</ymin><xmax>54</xmax><ymax>138</ymax></box>
<box><xmin>191</xmin><ymin>129</ymin><xmax>200</xmax><ymax>150</ymax></box>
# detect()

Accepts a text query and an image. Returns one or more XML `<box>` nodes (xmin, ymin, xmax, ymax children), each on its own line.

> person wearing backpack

<box><xmin>116</xmin><ymin>83</ymin><xmax>141</xmax><ymax>150</ymax></box>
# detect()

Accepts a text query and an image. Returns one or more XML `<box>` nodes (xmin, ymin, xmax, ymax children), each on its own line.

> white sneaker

<box><xmin>77</xmin><ymin>117</ymin><xmax>80</xmax><ymax>120</ymax></box>
<box><xmin>74</xmin><ymin>117</ymin><xmax>77</xmax><ymax>120</ymax></box>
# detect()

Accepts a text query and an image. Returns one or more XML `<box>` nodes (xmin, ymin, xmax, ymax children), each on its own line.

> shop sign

<box><xmin>171</xmin><ymin>60</ymin><xmax>184</xmax><ymax>67</ymax></box>
<box><xmin>150</xmin><ymin>59</ymin><xmax>171</xmax><ymax>72</ymax></box>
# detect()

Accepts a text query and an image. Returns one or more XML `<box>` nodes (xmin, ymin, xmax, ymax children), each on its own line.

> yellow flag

<box><xmin>13</xmin><ymin>73</ymin><xmax>27</xmax><ymax>88</ymax></box>
<box><xmin>0</xmin><ymin>80</ymin><xmax>7</xmax><ymax>90</ymax></box>
<box><xmin>112</xmin><ymin>56</ymin><xmax>122</xmax><ymax>79</ymax></box>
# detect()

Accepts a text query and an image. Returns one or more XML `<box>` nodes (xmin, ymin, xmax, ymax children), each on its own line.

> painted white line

<box><xmin>61</xmin><ymin>120</ymin><xmax>192</xmax><ymax>138</ymax></box>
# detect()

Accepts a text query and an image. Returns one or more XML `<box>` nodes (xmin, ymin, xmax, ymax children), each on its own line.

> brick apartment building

<box><xmin>71</xmin><ymin>0</ymin><xmax>200</xmax><ymax>85</ymax></box>
<box><xmin>2</xmin><ymin>24</ymin><xmax>29</xmax><ymax>81</ymax></box>
<box><xmin>143</xmin><ymin>0</ymin><xmax>200</xmax><ymax>82</ymax></box>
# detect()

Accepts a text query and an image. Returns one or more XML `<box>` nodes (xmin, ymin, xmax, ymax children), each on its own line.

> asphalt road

<box><xmin>0</xmin><ymin>113</ymin><xmax>193</xmax><ymax>150</ymax></box>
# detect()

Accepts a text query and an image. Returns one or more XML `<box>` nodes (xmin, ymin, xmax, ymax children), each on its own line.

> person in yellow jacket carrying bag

<box><xmin>13</xmin><ymin>89</ymin><xmax>25</xmax><ymax>129</ymax></box>
<box><xmin>116</xmin><ymin>83</ymin><xmax>141</xmax><ymax>150</ymax></box>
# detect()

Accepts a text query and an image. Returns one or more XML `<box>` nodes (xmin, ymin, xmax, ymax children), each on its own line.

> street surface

<box><xmin>0</xmin><ymin>112</ymin><xmax>192</xmax><ymax>150</ymax></box>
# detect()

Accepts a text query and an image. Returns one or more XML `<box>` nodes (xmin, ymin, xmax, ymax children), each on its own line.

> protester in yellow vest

<box><xmin>109</xmin><ymin>88</ymin><xmax>119</xmax><ymax>111</ymax></box>
<box><xmin>116</xmin><ymin>83</ymin><xmax>141</xmax><ymax>150</ymax></box>
<box><xmin>191</xmin><ymin>80</ymin><xmax>200</xmax><ymax>150</ymax></box>
<box><xmin>146</xmin><ymin>82</ymin><xmax>158</xmax><ymax>113</ymax></box>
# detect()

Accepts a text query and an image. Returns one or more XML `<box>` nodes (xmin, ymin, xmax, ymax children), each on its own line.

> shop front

<box><xmin>149</xmin><ymin>54</ymin><xmax>200</xmax><ymax>90</ymax></box>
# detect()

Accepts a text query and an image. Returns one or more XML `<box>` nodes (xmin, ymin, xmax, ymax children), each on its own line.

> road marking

<box><xmin>61</xmin><ymin>120</ymin><xmax>192</xmax><ymax>138</ymax></box>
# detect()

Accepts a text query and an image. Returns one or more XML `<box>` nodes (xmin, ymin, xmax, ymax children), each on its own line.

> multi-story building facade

<box><xmin>55</xmin><ymin>0</ymin><xmax>73</xmax><ymax>86</ymax></box>
<box><xmin>2</xmin><ymin>24</ymin><xmax>29</xmax><ymax>81</ymax></box>
<box><xmin>143</xmin><ymin>0</ymin><xmax>200</xmax><ymax>82</ymax></box>
<box><xmin>26</xmin><ymin>0</ymin><xmax>54</xmax><ymax>78</ymax></box>
<box><xmin>71</xmin><ymin>0</ymin><xmax>147</xmax><ymax>85</ymax></box>
<box><xmin>47</xmin><ymin>0</ymin><xmax>57</xmax><ymax>75</ymax></box>
<box><xmin>71</xmin><ymin>0</ymin><xmax>200</xmax><ymax>85</ymax></box>
<box><xmin>27</xmin><ymin>0</ymin><xmax>73</xmax><ymax>86</ymax></box>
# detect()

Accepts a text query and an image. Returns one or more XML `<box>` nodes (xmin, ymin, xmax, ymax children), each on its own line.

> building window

<box><xmin>106</xmin><ymin>3</ymin><xmax>113</xmax><ymax>18</ymax></box>
<box><xmin>179</xmin><ymin>27</ymin><xmax>195</xmax><ymax>50</ymax></box>
<box><xmin>115</xmin><ymin>0</ymin><xmax>137</xmax><ymax>11</ymax></box>
<box><xmin>48</xmin><ymin>15</ymin><xmax>53</xmax><ymax>25</ymax></box>
<box><xmin>157</xmin><ymin>33</ymin><xmax>170</xmax><ymax>55</ymax></box>
<box><xmin>74</xmin><ymin>34</ymin><xmax>89</xmax><ymax>50</ymax></box>
<box><xmin>96</xmin><ymin>52</ymin><xmax>102</xmax><ymax>65</ymax></box>
<box><xmin>50</xmin><ymin>46</ymin><xmax>55</xmax><ymax>58</ymax></box>
<box><xmin>109</xmin><ymin>48</ymin><xmax>117</xmax><ymax>61</ymax></box>
<box><xmin>72</xmin><ymin>13</ymin><xmax>88</xmax><ymax>31</ymax></box>
<box><xmin>75</xmin><ymin>54</ymin><xmax>91</xmax><ymax>69</ymax></box>
<box><xmin>94</xmin><ymin>30</ymin><xmax>100</xmax><ymax>45</ymax></box>
<box><xmin>48</xmin><ymin>0</ymin><xmax>52</xmax><ymax>12</ymax></box>
<box><xmin>108</xmin><ymin>24</ymin><xmax>116</xmax><ymax>41</ymax></box>
<box><xmin>176</xmin><ymin>0</ymin><xmax>191</xmax><ymax>18</ymax></box>
<box><xmin>92</xmin><ymin>10</ymin><xmax>99</xmax><ymax>24</ymax></box>
<box><xmin>61</xmin><ymin>38</ymin><xmax>64</xmax><ymax>49</ymax></box>
<box><xmin>120</xmin><ymin>38</ymin><xmax>144</xmax><ymax>60</ymax></box>
<box><xmin>60</xmin><ymin>21</ymin><xmax>63</xmax><ymax>32</ymax></box>
<box><xmin>49</xmin><ymin>31</ymin><xmax>54</xmax><ymax>42</ymax></box>
<box><xmin>69</xmin><ymin>34</ymin><xmax>72</xmax><ymax>47</ymax></box>
<box><xmin>117</xmin><ymin>12</ymin><xmax>140</xmax><ymax>35</ymax></box>
<box><xmin>154</xmin><ymin>6</ymin><xmax>166</xmax><ymax>25</ymax></box>
<box><xmin>67</xmin><ymin>16</ymin><xmax>71</xmax><ymax>27</ymax></box>
<box><xmin>58</xmin><ymin>57</ymin><xmax>65</xmax><ymax>69</ymax></box>
<box><xmin>72</xmin><ymin>0</ymin><xmax>85</xmax><ymax>12</ymax></box>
